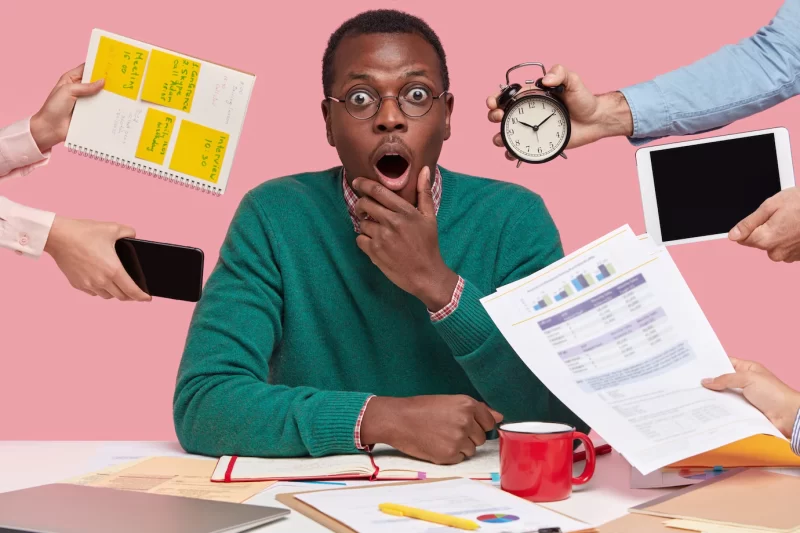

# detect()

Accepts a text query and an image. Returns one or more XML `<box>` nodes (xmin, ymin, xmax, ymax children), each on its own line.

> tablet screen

<box><xmin>650</xmin><ymin>133</ymin><xmax>781</xmax><ymax>242</ymax></box>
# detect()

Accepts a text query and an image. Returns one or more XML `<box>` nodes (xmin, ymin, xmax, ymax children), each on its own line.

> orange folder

<box><xmin>668</xmin><ymin>434</ymin><xmax>800</xmax><ymax>468</ymax></box>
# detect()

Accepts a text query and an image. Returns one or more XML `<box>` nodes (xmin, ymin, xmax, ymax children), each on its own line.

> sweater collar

<box><xmin>341</xmin><ymin>166</ymin><xmax>443</xmax><ymax>233</ymax></box>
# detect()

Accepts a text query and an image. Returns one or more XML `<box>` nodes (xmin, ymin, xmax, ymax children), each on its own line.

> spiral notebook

<box><xmin>65</xmin><ymin>29</ymin><xmax>256</xmax><ymax>196</ymax></box>
<box><xmin>211</xmin><ymin>441</ymin><xmax>500</xmax><ymax>482</ymax></box>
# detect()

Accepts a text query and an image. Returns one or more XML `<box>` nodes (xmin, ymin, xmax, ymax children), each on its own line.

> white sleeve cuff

<box><xmin>0</xmin><ymin>197</ymin><xmax>56</xmax><ymax>258</ymax></box>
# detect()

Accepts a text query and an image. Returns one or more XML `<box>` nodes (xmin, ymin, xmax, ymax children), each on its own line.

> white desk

<box><xmin>0</xmin><ymin>441</ymin><xmax>672</xmax><ymax>531</ymax></box>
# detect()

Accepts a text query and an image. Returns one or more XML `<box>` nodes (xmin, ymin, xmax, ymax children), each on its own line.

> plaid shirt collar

<box><xmin>341</xmin><ymin>166</ymin><xmax>443</xmax><ymax>233</ymax></box>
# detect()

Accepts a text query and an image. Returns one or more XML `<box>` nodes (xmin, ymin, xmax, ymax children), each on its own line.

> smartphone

<box><xmin>115</xmin><ymin>237</ymin><xmax>204</xmax><ymax>302</ymax></box>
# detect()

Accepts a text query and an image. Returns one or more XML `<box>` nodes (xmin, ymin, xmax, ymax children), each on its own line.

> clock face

<box><xmin>503</xmin><ymin>95</ymin><xmax>570</xmax><ymax>162</ymax></box>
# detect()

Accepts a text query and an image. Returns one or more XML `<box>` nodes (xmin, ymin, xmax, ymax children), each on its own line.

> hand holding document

<box><xmin>481</xmin><ymin>225</ymin><xmax>784</xmax><ymax>475</ymax></box>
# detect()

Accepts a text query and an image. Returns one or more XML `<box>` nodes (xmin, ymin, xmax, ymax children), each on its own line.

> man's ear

<box><xmin>443</xmin><ymin>93</ymin><xmax>454</xmax><ymax>141</ymax></box>
<box><xmin>321</xmin><ymin>100</ymin><xmax>335</xmax><ymax>147</ymax></box>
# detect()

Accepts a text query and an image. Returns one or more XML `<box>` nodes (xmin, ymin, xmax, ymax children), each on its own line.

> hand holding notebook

<box><xmin>66</xmin><ymin>29</ymin><xmax>256</xmax><ymax>195</ymax></box>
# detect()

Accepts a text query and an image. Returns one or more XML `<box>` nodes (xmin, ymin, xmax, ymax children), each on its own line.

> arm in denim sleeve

<box><xmin>619</xmin><ymin>0</ymin><xmax>800</xmax><ymax>145</ymax></box>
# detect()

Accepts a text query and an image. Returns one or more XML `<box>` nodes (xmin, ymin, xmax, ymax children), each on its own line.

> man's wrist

<box><xmin>596</xmin><ymin>91</ymin><xmax>634</xmax><ymax>139</ymax></box>
<box><xmin>43</xmin><ymin>215</ymin><xmax>64</xmax><ymax>256</ymax></box>
<box><xmin>778</xmin><ymin>391</ymin><xmax>800</xmax><ymax>439</ymax></box>
<box><xmin>360</xmin><ymin>396</ymin><xmax>400</xmax><ymax>446</ymax></box>
<box><xmin>417</xmin><ymin>267</ymin><xmax>459</xmax><ymax>312</ymax></box>
<box><xmin>29</xmin><ymin>113</ymin><xmax>61</xmax><ymax>153</ymax></box>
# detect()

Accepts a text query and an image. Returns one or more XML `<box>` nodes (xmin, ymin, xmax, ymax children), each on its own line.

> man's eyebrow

<box><xmin>345</xmin><ymin>72</ymin><xmax>373</xmax><ymax>82</ymax></box>
<box><xmin>403</xmin><ymin>69</ymin><xmax>429</xmax><ymax>78</ymax></box>
<box><xmin>344</xmin><ymin>70</ymin><xmax>430</xmax><ymax>82</ymax></box>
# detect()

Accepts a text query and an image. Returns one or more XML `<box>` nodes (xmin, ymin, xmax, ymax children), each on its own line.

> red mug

<box><xmin>498</xmin><ymin>422</ymin><xmax>596</xmax><ymax>502</ymax></box>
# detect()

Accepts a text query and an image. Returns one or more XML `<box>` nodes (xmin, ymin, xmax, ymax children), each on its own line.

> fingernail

<box><xmin>701</xmin><ymin>378</ymin><xmax>712</xmax><ymax>385</ymax></box>
<box><xmin>543</xmin><ymin>74</ymin><xmax>555</xmax><ymax>84</ymax></box>
<box><xmin>728</xmin><ymin>227</ymin><xmax>741</xmax><ymax>240</ymax></box>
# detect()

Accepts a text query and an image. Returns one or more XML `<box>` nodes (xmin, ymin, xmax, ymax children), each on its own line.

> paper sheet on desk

<box><xmin>296</xmin><ymin>478</ymin><xmax>589</xmax><ymax>533</ymax></box>
<box><xmin>61</xmin><ymin>456</ymin><xmax>275</xmax><ymax>503</ymax></box>
<box><xmin>482</xmin><ymin>225</ymin><xmax>783</xmax><ymax>475</ymax></box>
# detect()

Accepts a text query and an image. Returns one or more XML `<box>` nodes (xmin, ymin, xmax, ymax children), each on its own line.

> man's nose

<box><xmin>373</xmin><ymin>98</ymin><xmax>407</xmax><ymax>133</ymax></box>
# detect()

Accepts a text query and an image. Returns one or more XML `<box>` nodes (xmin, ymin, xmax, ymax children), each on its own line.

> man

<box><xmin>173</xmin><ymin>9</ymin><xmax>587</xmax><ymax>464</ymax></box>
<box><xmin>487</xmin><ymin>0</ymin><xmax>800</xmax><ymax>264</ymax></box>
<box><xmin>1</xmin><ymin>63</ymin><xmax>150</xmax><ymax>302</ymax></box>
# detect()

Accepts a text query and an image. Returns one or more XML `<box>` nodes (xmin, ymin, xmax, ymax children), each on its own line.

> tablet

<box><xmin>636</xmin><ymin>127</ymin><xmax>795</xmax><ymax>246</ymax></box>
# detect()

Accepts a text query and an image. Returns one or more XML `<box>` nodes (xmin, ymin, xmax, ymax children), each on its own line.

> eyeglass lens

<box><xmin>344</xmin><ymin>83</ymin><xmax>436</xmax><ymax>119</ymax></box>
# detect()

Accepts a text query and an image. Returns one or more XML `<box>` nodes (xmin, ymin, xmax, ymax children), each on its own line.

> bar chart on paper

<box><xmin>528</xmin><ymin>259</ymin><xmax>618</xmax><ymax>312</ymax></box>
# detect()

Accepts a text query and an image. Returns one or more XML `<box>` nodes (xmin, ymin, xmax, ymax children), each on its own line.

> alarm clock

<box><xmin>497</xmin><ymin>62</ymin><xmax>571</xmax><ymax>166</ymax></box>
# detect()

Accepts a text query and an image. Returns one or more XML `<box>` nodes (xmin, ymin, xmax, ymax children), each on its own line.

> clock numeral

<box><xmin>558</xmin><ymin>120</ymin><xmax>563</xmax><ymax>126</ymax></box>
<box><xmin>508</xmin><ymin>128</ymin><xmax>515</xmax><ymax>136</ymax></box>
<box><xmin>550</xmin><ymin>142</ymin><xmax>554</xmax><ymax>148</ymax></box>
<box><xmin>526</xmin><ymin>146</ymin><xmax>530</xmax><ymax>151</ymax></box>
<box><xmin>538</xmin><ymin>147</ymin><xmax>543</xmax><ymax>153</ymax></box>
<box><xmin>542</xmin><ymin>102</ymin><xmax>546</xmax><ymax>109</ymax></box>
<box><xmin>557</xmin><ymin>132</ymin><xmax>561</xmax><ymax>139</ymax></box>
<box><xmin>515</xmin><ymin>139</ymin><xmax>520</xmax><ymax>145</ymax></box>
<box><xmin>528</xmin><ymin>101</ymin><xmax>535</xmax><ymax>109</ymax></box>
<box><xmin>512</xmin><ymin>118</ymin><xmax>517</xmax><ymax>124</ymax></box>
<box><xmin>517</xmin><ymin>107</ymin><xmax>523</xmax><ymax>115</ymax></box>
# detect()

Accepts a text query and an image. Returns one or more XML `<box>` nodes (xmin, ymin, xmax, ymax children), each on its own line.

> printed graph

<box><xmin>476</xmin><ymin>513</ymin><xmax>520</xmax><ymax>523</ymax></box>
<box><xmin>537</xmin><ymin>261</ymin><xmax>617</xmax><ymax>310</ymax></box>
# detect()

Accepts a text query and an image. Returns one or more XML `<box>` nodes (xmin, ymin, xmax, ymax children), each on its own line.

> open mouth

<box><xmin>374</xmin><ymin>154</ymin><xmax>411</xmax><ymax>191</ymax></box>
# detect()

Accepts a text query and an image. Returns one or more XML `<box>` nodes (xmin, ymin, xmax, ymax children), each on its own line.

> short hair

<box><xmin>322</xmin><ymin>9</ymin><xmax>450</xmax><ymax>96</ymax></box>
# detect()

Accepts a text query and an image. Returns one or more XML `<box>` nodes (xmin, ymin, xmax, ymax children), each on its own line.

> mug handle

<box><xmin>572</xmin><ymin>432</ymin><xmax>596</xmax><ymax>485</ymax></box>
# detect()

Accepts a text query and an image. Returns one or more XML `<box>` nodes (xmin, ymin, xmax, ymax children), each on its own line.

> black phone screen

<box><xmin>115</xmin><ymin>238</ymin><xmax>204</xmax><ymax>302</ymax></box>
<box><xmin>650</xmin><ymin>133</ymin><xmax>782</xmax><ymax>242</ymax></box>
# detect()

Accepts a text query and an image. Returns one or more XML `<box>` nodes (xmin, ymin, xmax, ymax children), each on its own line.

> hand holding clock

<box><xmin>487</xmin><ymin>64</ymin><xmax>633</xmax><ymax>162</ymax></box>
<box><xmin>352</xmin><ymin>166</ymin><xmax>459</xmax><ymax>312</ymax></box>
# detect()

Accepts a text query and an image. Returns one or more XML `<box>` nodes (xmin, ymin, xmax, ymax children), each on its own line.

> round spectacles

<box><xmin>326</xmin><ymin>82</ymin><xmax>447</xmax><ymax>120</ymax></box>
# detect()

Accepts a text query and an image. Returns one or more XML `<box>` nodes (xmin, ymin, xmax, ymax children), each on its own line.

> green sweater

<box><xmin>173</xmin><ymin>166</ymin><xmax>589</xmax><ymax>457</ymax></box>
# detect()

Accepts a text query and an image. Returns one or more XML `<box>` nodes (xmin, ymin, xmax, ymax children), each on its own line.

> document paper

<box><xmin>481</xmin><ymin>225</ymin><xmax>783</xmax><ymax>475</ymax></box>
<box><xmin>62</xmin><ymin>456</ymin><xmax>274</xmax><ymax>503</ymax></box>
<box><xmin>296</xmin><ymin>478</ymin><xmax>588</xmax><ymax>533</ymax></box>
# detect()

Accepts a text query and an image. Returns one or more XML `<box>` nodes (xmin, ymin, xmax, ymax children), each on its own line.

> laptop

<box><xmin>0</xmin><ymin>483</ymin><xmax>289</xmax><ymax>533</ymax></box>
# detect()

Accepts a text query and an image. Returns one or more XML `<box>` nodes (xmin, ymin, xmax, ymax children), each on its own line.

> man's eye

<box><xmin>404</xmin><ymin>87</ymin><xmax>430</xmax><ymax>102</ymax></box>
<box><xmin>348</xmin><ymin>91</ymin><xmax>375</xmax><ymax>106</ymax></box>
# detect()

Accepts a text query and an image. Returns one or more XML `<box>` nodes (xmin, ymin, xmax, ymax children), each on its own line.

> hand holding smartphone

<box><xmin>115</xmin><ymin>238</ymin><xmax>204</xmax><ymax>302</ymax></box>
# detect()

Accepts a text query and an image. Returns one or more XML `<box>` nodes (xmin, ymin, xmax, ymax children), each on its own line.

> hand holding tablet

<box><xmin>728</xmin><ymin>186</ymin><xmax>800</xmax><ymax>263</ymax></box>
<box><xmin>636</xmin><ymin>127</ymin><xmax>795</xmax><ymax>247</ymax></box>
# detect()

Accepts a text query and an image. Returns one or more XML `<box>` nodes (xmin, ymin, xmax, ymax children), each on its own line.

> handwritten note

<box><xmin>141</xmin><ymin>49</ymin><xmax>201</xmax><ymax>113</ymax></box>
<box><xmin>90</xmin><ymin>36</ymin><xmax>149</xmax><ymax>100</ymax></box>
<box><xmin>135</xmin><ymin>108</ymin><xmax>176</xmax><ymax>165</ymax></box>
<box><xmin>169</xmin><ymin>120</ymin><xmax>229</xmax><ymax>183</ymax></box>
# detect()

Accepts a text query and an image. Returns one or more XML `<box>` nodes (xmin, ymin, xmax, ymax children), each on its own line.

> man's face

<box><xmin>322</xmin><ymin>32</ymin><xmax>453</xmax><ymax>206</ymax></box>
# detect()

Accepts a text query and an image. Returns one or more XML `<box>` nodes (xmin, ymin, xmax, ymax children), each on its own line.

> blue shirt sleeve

<box><xmin>792</xmin><ymin>408</ymin><xmax>800</xmax><ymax>456</ymax></box>
<box><xmin>619</xmin><ymin>0</ymin><xmax>800</xmax><ymax>145</ymax></box>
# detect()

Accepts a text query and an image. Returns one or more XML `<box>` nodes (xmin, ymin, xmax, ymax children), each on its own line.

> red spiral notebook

<box><xmin>211</xmin><ymin>441</ymin><xmax>500</xmax><ymax>483</ymax></box>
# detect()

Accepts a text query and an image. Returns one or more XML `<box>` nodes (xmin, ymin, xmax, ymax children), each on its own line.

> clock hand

<box><xmin>518</xmin><ymin>120</ymin><xmax>540</xmax><ymax>142</ymax></box>
<box><xmin>535</xmin><ymin>112</ymin><xmax>556</xmax><ymax>128</ymax></box>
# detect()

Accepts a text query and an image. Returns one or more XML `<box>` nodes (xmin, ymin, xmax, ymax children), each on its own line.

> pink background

<box><xmin>1</xmin><ymin>0</ymin><xmax>797</xmax><ymax>440</ymax></box>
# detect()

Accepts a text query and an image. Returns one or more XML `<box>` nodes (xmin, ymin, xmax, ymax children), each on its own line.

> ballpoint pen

<box><xmin>378</xmin><ymin>503</ymin><xmax>480</xmax><ymax>530</ymax></box>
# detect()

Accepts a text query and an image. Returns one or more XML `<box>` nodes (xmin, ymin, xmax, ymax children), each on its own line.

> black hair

<box><xmin>322</xmin><ymin>9</ymin><xmax>449</xmax><ymax>96</ymax></box>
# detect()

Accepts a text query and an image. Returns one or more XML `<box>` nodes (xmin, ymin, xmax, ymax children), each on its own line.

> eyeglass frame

<box><xmin>325</xmin><ymin>82</ymin><xmax>449</xmax><ymax>120</ymax></box>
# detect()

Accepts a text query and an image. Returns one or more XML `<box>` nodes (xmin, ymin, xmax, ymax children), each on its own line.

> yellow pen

<box><xmin>378</xmin><ymin>503</ymin><xmax>480</xmax><ymax>530</ymax></box>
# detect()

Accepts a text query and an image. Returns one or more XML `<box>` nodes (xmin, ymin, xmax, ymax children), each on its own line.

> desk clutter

<box><xmin>601</xmin><ymin>469</ymin><xmax>800</xmax><ymax>533</ymax></box>
<box><xmin>2</xmin><ymin>434</ymin><xmax>799</xmax><ymax>532</ymax></box>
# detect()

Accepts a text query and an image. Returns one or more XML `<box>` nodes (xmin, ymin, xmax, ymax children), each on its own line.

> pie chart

<box><xmin>476</xmin><ymin>513</ymin><xmax>520</xmax><ymax>523</ymax></box>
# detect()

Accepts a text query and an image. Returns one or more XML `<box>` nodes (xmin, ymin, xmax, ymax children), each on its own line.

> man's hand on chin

<box><xmin>352</xmin><ymin>166</ymin><xmax>459</xmax><ymax>313</ymax></box>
